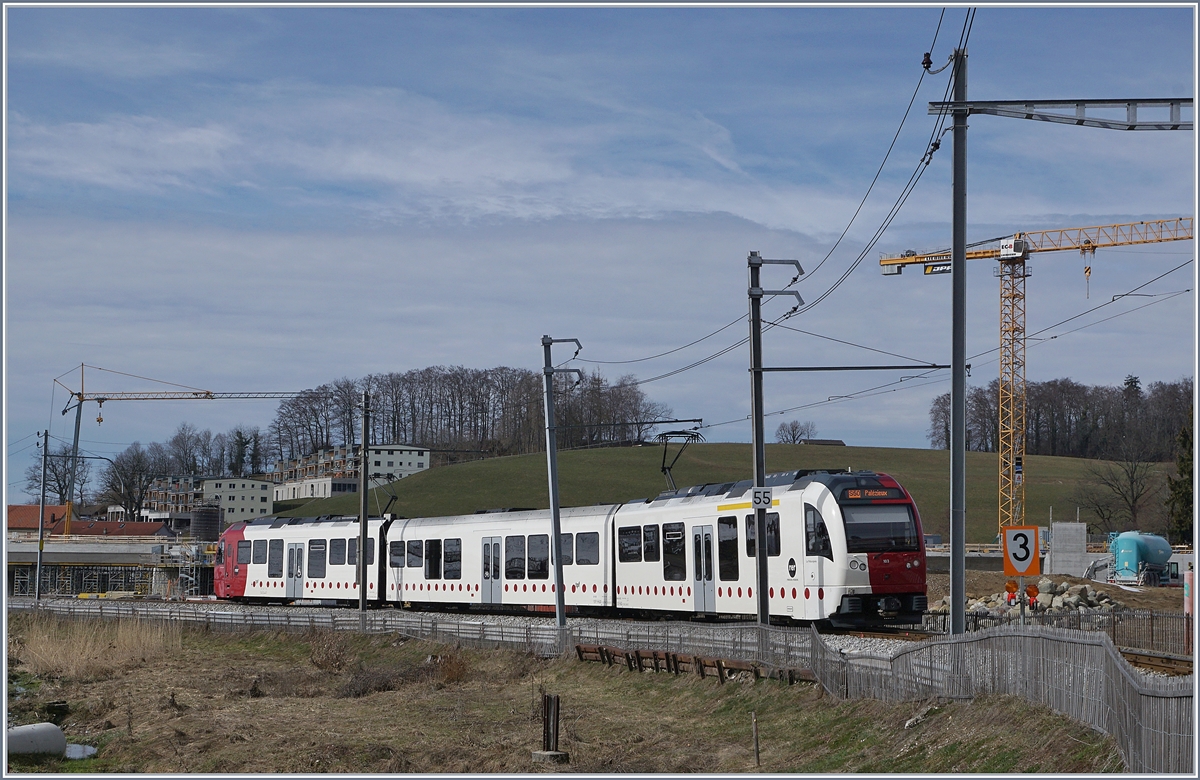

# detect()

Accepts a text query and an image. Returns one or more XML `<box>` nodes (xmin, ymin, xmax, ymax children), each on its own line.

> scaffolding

<box><xmin>10</xmin><ymin>564</ymin><xmax>153</xmax><ymax>598</ymax></box>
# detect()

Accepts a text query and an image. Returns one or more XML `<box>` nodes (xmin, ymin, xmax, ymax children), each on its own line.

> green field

<box><xmin>274</xmin><ymin>443</ymin><xmax>1168</xmax><ymax>544</ymax></box>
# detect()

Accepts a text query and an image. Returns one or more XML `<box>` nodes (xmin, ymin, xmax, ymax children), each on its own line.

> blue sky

<box><xmin>4</xmin><ymin>5</ymin><xmax>1196</xmax><ymax>501</ymax></box>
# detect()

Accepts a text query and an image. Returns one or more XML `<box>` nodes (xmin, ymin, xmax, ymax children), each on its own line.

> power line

<box><xmin>800</xmin><ymin>8</ymin><xmax>947</xmax><ymax>284</ymax></box>
<box><xmin>699</xmin><ymin>261</ymin><xmax>1190</xmax><ymax>430</ymax></box>
<box><xmin>575</xmin><ymin>10</ymin><xmax>952</xmax><ymax>373</ymax></box>
<box><xmin>575</xmin><ymin>314</ymin><xmax>746</xmax><ymax>366</ymax></box>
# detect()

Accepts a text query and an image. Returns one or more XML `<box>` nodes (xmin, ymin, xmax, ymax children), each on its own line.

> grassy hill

<box><xmin>274</xmin><ymin>443</ymin><xmax>1167</xmax><ymax>544</ymax></box>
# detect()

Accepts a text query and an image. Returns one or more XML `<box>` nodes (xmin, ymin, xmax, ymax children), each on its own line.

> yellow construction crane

<box><xmin>52</xmin><ymin>365</ymin><xmax>304</xmax><ymax>534</ymax></box>
<box><xmin>880</xmin><ymin>217</ymin><xmax>1194</xmax><ymax>534</ymax></box>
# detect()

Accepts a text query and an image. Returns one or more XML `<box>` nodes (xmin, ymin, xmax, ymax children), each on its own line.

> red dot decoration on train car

<box><xmin>769</xmin><ymin>587</ymin><xmax>774</xmax><ymax>598</ymax></box>
<box><xmin>687</xmin><ymin>587</ymin><xmax>692</xmax><ymax>596</ymax></box>
<box><xmin>818</xmin><ymin>588</ymin><xmax>824</xmax><ymax>600</ymax></box>
<box><xmin>804</xmin><ymin>588</ymin><xmax>810</xmax><ymax>599</ymax></box>
<box><xmin>571</xmin><ymin>585</ymin><xmax>576</xmax><ymax>593</ymax></box>
<box><xmin>738</xmin><ymin>587</ymin><xmax>742</xmax><ymax>597</ymax></box>
<box><xmin>791</xmin><ymin>588</ymin><xmax>796</xmax><ymax>599</ymax></box>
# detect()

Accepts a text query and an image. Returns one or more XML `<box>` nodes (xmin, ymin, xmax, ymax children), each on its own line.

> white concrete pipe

<box><xmin>7</xmin><ymin>722</ymin><xmax>67</xmax><ymax>757</ymax></box>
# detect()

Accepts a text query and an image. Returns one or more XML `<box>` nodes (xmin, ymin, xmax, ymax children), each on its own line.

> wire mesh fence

<box><xmin>921</xmin><ymin>609</ymin><xmax>1193</xmax><ymax>656</ymax></box>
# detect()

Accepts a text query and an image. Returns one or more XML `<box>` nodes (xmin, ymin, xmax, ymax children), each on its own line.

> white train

<box><xmin>215</xmin><ymin>469</ymin><xmax>928</xmax><ymax>627</ymax></box>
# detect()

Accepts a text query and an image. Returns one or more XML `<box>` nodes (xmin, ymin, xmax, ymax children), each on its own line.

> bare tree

<box><xmin>775</xmin><ymin>420</ymin><xmax>817</xmax><ymax>444</ymax></box>
<box><xmin>23</xmin><ymin>444</ymin><xmax>91</xmax><ymax>505</ymax></box>
<box><xmin>167</xmin><ymin>422</ymin><xmax>202</xmax><ymax>475</ymax></box>
<box><xmin>1073</xmin><ymin>441</ymin><xmax>1166</xmax><ymax>534</ymax></box>
<box><xmin>927</xmin><ymin>392</ymin><xmax>950</xmax><ymax>449</ymax></box>
<box><xmin>100</xmin><ymin>442</ymin><xmax>168</xmax><ymax>522</ymax></box>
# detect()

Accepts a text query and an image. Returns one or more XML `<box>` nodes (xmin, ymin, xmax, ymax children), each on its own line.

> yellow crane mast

<box><xmin>880</xmin><ymin>217</ymin><xmax>1194</xmax><ymax>534</ymax></box>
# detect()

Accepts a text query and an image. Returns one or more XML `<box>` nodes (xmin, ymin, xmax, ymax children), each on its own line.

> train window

<box><xmin>390</xmin><ymin>541</ymin><xmax>405</xmax><ymax>568</ymax></box>
<box><xmin>308</xmin><ymin>539</ymin><xmax>327</xmax><ymax>579</ymax></box>
<box><xmin>329</xmin><ymin>538</ymin><xmax>346</xmax><ymax>566</ymax></box>
<box><xmin>425</xmin><ymin>539</ymin><xmax>442</xmax><ymax>580</ymax></box>
<box><xmin>407</xmin><ymin>540</ymin><xmax>423</xmax><ymax>568</ymax></box>
<box><xmin>527</xmin><ymin>534</ymin><xmax>549</xmax><ymax>579</ymax></box>
<box><xmin>744</xmin><ymin>515</ymin><xmax>780</xmax><ymax>557</ymax></box>
<box><xmin>348</xmin><ymin>538</ymin><xmax>357</xmax><ymax>565</ymax></box>
<box><xmin>717</xmin><ymin>516</ymin><xmax>739</xmax><ymax>581</ymax></box>
<box><xmin>575</xmin><ymin>532</ymin><xmax>599</xmax><ymax>566</ymax></box>
<box><xmin>841</xmin><ymin>504</ymin><xmax>919</xmax><ymax>553</ymax></box>
<box><xmin>252</xmin><ymin>539</ymin><xmax>267</xmax><ymax>565</ymax></box>
<box><xmin>767</xmin><ymin>512</ymin><xmax>780</xmax><ymax>557</ymax></box>
<box><xmin>237</xmin><ymin>540</ymin><xmax>252</xmax><ymax>565</ymax></box>
<box><xmin>216</xmin><ymin>542</ymin><xmax>224</xmax><ymax>564</ymax></box>
<box><xmin>558</xmin><ymin>533</ymin><xmax>573</xmax><ymax>566</ymax></box>
<box><xmin>805</xmin><ymin>504</ymin><xmax>833</xmax><ymax>560</ymax></box>
<box><xmin>444</xmin><ymin>538</ymin><xmax>462</xmax><ymax>580</ymax></box>
<box><xmin>662</xmin><ymin>522</ymin><xmax>686</xmax><ymax>581</ymax></box>
<box><xmin>365</xmin><ymin>538</ymin><xmax>375</xmax><ymax>566</ymax></box>
<box><xmin>643</xmin><ymin>525</ymin><xmax>660</xmax><ymax>562</ymax></box>
<box><xmin>618</xmin><ymin>526</ymin><xmax>642</xmax><ymax>563</ymax></box>
<box><xmin>267</xmin><ymin>539</ymin><xmax>284</xmax><ymax>578</ymax></box>
<box><xmin>505</xmin><ymin>535</ymin><xmax>526</xmax><ymax>579</ymax></box>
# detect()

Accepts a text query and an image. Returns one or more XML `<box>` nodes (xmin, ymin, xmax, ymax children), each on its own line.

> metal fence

<box><xmin>12</xmin><ymin>600</ymin><xmax>1191</xmax><ymax>773</ymax></box>
<box><xmin>922</xmin><ymin>609</ymin><xmax>1193</xmax><ymax>656</ymax></box>
<box><xmin>809</xmin><ymin>624</ymin><xmax>1193</xmax><ymax>774</ymax></box>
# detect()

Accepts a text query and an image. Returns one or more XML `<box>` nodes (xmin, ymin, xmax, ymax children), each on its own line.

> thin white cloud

<box><xmin>8</xmin><ymin>27</ymin><xmax>225</xmax><ymax>78</ymax></box>
<box><xmin>8</xmin><ymin>112</ymin><xmax>239</xmax><ymax>192</ymax></box>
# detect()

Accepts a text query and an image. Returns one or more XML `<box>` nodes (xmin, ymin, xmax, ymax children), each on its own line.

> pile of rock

<box><xmin>931</xmin><ymin>579</ymin><xmax>1122</xmax><ymax>619</ymax></box>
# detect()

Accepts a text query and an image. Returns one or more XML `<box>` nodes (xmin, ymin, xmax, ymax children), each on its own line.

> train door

<box><xmin>692</xmin><ymin>525</ymin><xmax>715</xmax><ymax>613</ymax></box>
<box><xmin>286</xmin><ymin>542</ymin><xmax>304</xmax><ymax>600</ymax></box>
<box><xmin>481</xmin><ymin>536</ymin><xmax>502</xmax><ymax>604</ymax></box>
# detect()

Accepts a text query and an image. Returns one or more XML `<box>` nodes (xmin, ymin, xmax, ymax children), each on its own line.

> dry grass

<box><xmin>10</xmin><ymin>614</ymin><xmax>182</xmax><ymax>682</ymax></box>
<box><xmin>5</xmin><ymin>619</ymin><xmax>1127</xmax><ymax>774</ymax></box>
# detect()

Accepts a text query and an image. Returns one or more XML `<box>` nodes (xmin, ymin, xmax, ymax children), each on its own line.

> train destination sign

<box><xmin>841</xmin><ymin>487</ymin><xmax>903</xmax><ymax>501</ymax></box>
<box><xmin>1002</xmin><ymin>526</ymin><xmax>1041</xmax><ymax>576</ymax></box>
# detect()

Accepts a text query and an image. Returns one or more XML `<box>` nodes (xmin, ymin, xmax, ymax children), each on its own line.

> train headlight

<box><xmin>905</xmin><ymin>561</ymin><xmax>912</xmax><ymax>569</ymax></box>
<box><xmin>849</xmin><ymin>560</ymin><xmax>859</xmax><ymax>570</ymax></box>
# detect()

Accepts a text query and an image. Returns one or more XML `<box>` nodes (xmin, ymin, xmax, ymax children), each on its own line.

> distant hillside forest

<box><xmin>268</xmin><ymin>367</ymin><xmax>671</xmax><ymax>465</ymax></box>
<box><xmin>928</xmin><ymin>375</ymin><xmax>1191</xmax><ymax>461</ymax></box>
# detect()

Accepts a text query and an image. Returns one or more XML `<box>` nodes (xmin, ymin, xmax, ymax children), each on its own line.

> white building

<box><xmin>270</xmin><ymin>443</ymin><xmax>428</xmax><ymax>503</ymax></box>
<box><xmin>365</xmin><ymin>444</ymin><xmax>427</xmax><ymax>480</ymax></box>
<box><xmin>274</xmin><ymin>477</ymin><xmax>360</xmax><ymax>502</ymax></box>
<box><xmin>203</xmin><ymin>478</ymin><xmax>273</xmax><ymax>521</ymax></box>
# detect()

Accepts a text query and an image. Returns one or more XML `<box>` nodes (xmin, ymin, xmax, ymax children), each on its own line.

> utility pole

<box><xmin>62</xmin><ymin>366</ymin><xmax>85</xmax><ymax>533</ymax></box>
<box><xmin>35</xmin><ymin>430</ymin><xmax>49</xmax><ymax>601</ymax></box>
<box><xmin>747</xmin><ymin>252</ymin><xmax>803</xmax><ymax>627</ymax></box>
<box><xmin>949</xmin><ymin>47</ymin><xmax>968</xmax><ymax>637</ymax></box>
<box><xmin>748</xmin><ymin>255</ymin><xmax>770</xmax><ymax>628</ymax></box>
<box><xmin>359</xmin><ymin>390</ymin><xmax>370</xmax><ymax>622</ymax></box>
<box><xmin>542</xmin><ymin>336</ymin><xmax>582</xmax><ymax>631</ymax></box>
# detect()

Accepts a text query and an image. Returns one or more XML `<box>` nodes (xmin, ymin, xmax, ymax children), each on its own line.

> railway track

<box><xmin>820</xmin><ymin>626</ymin><xmax>938</xmax><ymax>642</ymax></box>
<box><xmin>1119</xmin><ymin>648</ymin><xmax>1193</xmax><ymax>676</ymax></box>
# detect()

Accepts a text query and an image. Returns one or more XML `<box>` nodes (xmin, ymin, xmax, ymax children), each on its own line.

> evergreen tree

<box><xmin>1166</xmin><ymin>408</ymin><xmax>1193</xmax><ymax>544</ymax></box>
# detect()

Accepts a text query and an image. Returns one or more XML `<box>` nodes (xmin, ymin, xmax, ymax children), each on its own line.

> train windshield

<box><xmin>841</xmin><ymin>504</ymin><xmax>919</xmax><ymax>552</ymax></box>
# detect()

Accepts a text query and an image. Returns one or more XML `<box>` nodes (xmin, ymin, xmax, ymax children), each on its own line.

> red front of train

<box><xmin>213</xmin><ymin>522</ymin><xmax>248</xmax><ymax>600</ymax></box>
<box><xmin>826</xmin><ymin>471</ymin><xmax>927</xmax><ymax>627</ymax></box>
